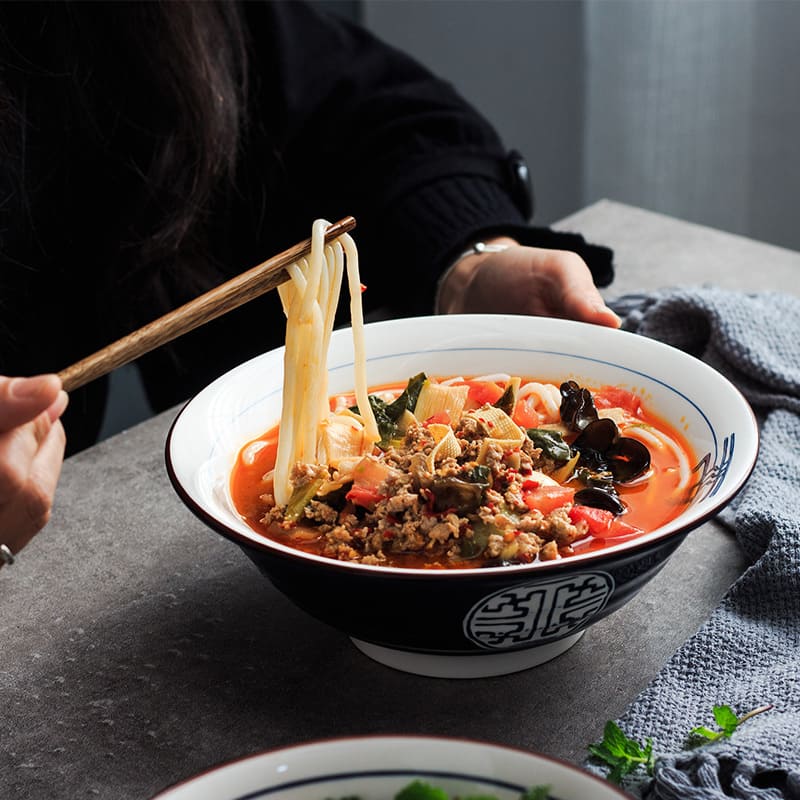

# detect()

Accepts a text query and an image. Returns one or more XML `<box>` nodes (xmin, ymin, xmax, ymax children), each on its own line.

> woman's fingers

<box><xmin>0</xmin><ymin>416</ymin><xmax>67</xmax><ymax>559</ymax></box>
<box><xmin>0</xmin><ymin>374</ymin><xmax>64</xmax><ymax>431</ymax></box>
<box><xmin>441</xmin><ymin>245</ymin><xmax>620</xmax><ymax>328</ymax></box>
<box><xmin>0</xmin><ymin>375</ymin><xmax>69</xmax><ymax>562</ymax></box>
<box><xmin>540</xmin><ymin>250</ymin><xmax>621</xmax><ymax>328</ymax></box>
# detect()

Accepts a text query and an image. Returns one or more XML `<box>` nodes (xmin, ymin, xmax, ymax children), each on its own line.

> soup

<box><xmin>231</xmin><ymin>373</ymin><xmax>695</xmax><ymax>569</ymax></box>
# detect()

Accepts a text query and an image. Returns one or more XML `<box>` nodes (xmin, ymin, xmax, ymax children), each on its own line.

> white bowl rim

<box><xmin>166</xmin><ymin>314</ymin><xmax>759</xmax><ymax>578</ymax></box>
<box><xmin>148</xmin><ymin>733</ymin><xmax>631</xmax><ymax>799</ymax></box>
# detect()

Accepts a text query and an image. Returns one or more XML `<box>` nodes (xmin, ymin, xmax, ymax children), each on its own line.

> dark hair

<box><xmin>0</xmin><ymin>0</ymin><xmax>249</xmax><ymax>272</ymax></box>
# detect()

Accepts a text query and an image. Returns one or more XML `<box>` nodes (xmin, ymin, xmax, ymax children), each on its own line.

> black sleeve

<box><xmin>242</xmin><ymin>1</ymin><xmax>613</xmax><ymax>317</ymax></box>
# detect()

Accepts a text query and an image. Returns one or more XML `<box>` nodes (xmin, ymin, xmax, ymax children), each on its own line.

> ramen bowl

<box><xmin>166</xmin><ymin>314</ymin><xmax>758</xmax><ymax>678</ymax></box>
<box><xmin>149</xmin><ymin>735</ymin><xmax>628</xmax><ymax>799</ymax></box>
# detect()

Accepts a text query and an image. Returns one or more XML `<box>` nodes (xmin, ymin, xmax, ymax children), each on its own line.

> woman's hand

<box><xmin>0</xmin><ymin>375</ymin><xmax>68</xmax><ymax>566</ymax></box>
<box><xmin>437</xmin><ymin>237</ymin><xmax>621</xmax><ymax>328</ymax></box>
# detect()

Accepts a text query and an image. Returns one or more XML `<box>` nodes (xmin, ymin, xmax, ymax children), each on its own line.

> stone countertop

<box><xmin>3</xmin><ymin>201</ymin><xmax>795</xmax><ymax>799</ymax></box>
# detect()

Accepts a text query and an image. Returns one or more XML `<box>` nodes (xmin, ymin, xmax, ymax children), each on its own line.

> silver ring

<box><xmin>0</xmin><ymin>544</ymin><xmax>15</xmax><ymax>566</ymax></box>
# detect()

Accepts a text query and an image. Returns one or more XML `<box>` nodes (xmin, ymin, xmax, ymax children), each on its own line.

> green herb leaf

<box><xmin>355</xmin><ymin>373</ymin><xmax>428</xmax><ymax>449</ymax></box>
<box><xmin>688</xmin><ymin>703</ymin><xmax>773</xmax><ymax>745</ymax></box>
<box><xmin>493</xmin><ymin>378</ymin><xmax>519</xmax><ymax>415</ymax></box>
<box><xmin>590</xmin><ymin>704</ymin><xmax>774</xmax><ymax>786</ymax></box>
<box><xmin>519</xmin><ymin>787</ymin><xmax>552</xmax><ymax>800</ymax></box>
<box><xmin>388</xmin><ymin>372</ymin><xmax>427</xmax><ymax>418</ymax></box>
<box><xmin>395</xmin><ymin>780</ymin><xmax>449</xmax><ymax>800</ymax></box>
<box><xmin>588</xmin><ymin>720</ymin><xmax>655</xmax><ymax>784</ymax></box>
<box><xmin>526</xmin><ymin>428</ymin><xmax>571</xmax><ymax>463</ymax></box>
<box><xmin>713</xmin><ymin>704</ymin><xmax>742</xmax><ymax>736</ymax></box>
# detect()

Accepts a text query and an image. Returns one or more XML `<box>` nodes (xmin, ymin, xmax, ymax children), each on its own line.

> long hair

<box><xmin>0</xmin><ymin>0</ymin><xmax>249</xmax><ymax>276</ymax></box>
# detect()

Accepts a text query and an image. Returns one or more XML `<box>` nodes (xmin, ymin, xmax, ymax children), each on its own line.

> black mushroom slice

<box><xmin>573</xmin><ymin>486</ymin><xmax>627</xmax><ymax>515</ymax></box>
<box><xmin>572</xmin><ymin>417</ymin><xmax>618</xmax><ymax>453</ymax></box>
<box><xmin>560</xmin><ymin>380</ymin><xmax>598</xmax><ymax>431</ymax></box>
<box><xmin>557</xmin><ymin>380</ymin><xmax>653</xmax><ymax>515</ymax></box>
<box><xmin>606</xmin><ymin>436</ymin><xmax>651</xmax><ymax>483</ymax></box>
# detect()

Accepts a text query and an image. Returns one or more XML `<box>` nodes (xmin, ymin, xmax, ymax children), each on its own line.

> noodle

<box><xmin>518</xmin><ymin>381</ymin><xmax>562</xmax><ymax>424</ymax></box>
<box><xmin>273</xmin><ymin>220</ymin><xmax>379</xmax><ymax>506</ymax></box>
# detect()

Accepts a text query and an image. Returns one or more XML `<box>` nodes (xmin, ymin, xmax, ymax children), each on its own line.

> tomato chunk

<box><xmin>462</xmin><ymin>380</ymin><xmax>505</xmax><ymax>407</ymax></box>
<box><xmin>423</xmin><ymin>410</ymin><xmax>451</xmax><ymax>426</ymax></box>
<box><xmin>593</xmin><ymin>386</ymin><xmax>643</xmax><ymax>417</ymax></box>
<box><xmin>522</xmin><ymin>485</ymin><xmax>575</xmax><ymax>515</ymax></box>
<box><xmin>569</xmin><ymin>504</ymin><xmax>644</xmax><ymax>540</ymax></box>
<box><xmin>345</xmin><ymin>485</ymin><xmax>383</xmax><ymax>511</ymax></box>
<box><xmin>569</xmin><ymin>504</ymin><xmax>614</xmax><ymax>535</ymax></box>
<box><xmin>513</xmin><ymin>396</ymin><xmax>541</xmax><ymax>428</ymax></box>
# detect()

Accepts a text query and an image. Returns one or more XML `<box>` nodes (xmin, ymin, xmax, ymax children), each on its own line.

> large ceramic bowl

<box><xmin>166</xmin><ymin>314</ymin><xmax>758</xmax><ymax>678</ymax></box>
<box><xmin>150</xmin><ymin>735</ymin><xmax>629</xmax><ymax>799</ymax></box>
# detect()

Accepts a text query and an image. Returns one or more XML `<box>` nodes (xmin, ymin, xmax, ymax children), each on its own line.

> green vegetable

<box><xmin>587</xmin><ymin>720</ymin><xmax>655</xmax><ymax>784</ymax></box>
<box><xmin>520</xmin><ymin>789</ymin><xmax>552</xmax><ymax>800</ymax></box>
<box><xmin>493</xmin><ymin>377</ymin><xmax>520</xmax><ymax>416</ymax></box>
<box><xmin>284</xmin><ymin>477</ymin><xmax>325</xmax><ymax>520</ymax></box>
<box><xmin>589</xmin><ymin>703</ymin><xmax>774</xmax><ymax>785</ymax></box>
<box><xmin>526</xmin><ymin>429</ymin><xmax>571</xmax><ymax>463</ymax></box>
<box><xmin>430</xmin><ymin>476</ymin><xmax>487</xmax><ymax>514</ymax></box>
<box><xmin>327</xmin><ymin>780</ymin><xmax>553</xmax><ymax>800</ymax></box>
<box><xmin>459</xmin><ymin>519</ymin><xmax>497</xmax><ymax>559</ymax></box>
<box><xmin>395</xmin><ymin>781</ymin><xmax>449</xmax><ymax>800</ymax></box>
<box><xmin>391</xmin><ymin>372</ymin><xmax>427</xmax><ymax>417</ymax></box>
<box><xmin>463</xmin><ymin>464</ymin><xmax>491</xmax><ymax>484</ymax></box>
<box><xmin>689</xmin><ymin>703</ymin><xmax>773</xmax><ymax>745</ymax></box>
<box><xmin>429</xmin><ymin>466</ymin><xmax>491</xmax><ymax>514</ymax></box>
<box><xmin>357</xmin><ymin>373</ymin><xmax>427</xmax><ymax>449</ymax></box>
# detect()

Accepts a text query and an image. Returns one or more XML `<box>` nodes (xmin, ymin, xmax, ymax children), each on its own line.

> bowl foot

<box><xmin>350</xmin><ymin>631</ymin><xmax>584</xmax><ymax>679</ymax></box>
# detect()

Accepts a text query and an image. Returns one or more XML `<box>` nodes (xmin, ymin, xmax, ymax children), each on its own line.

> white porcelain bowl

<box><xmin>167</xmin><ymin>314</ymin><xmax>758</xmax><ymax>678</ymax></box>
<box><xmin>150</xmin><ymin>735</ymin><xmax>629</xmax><ymax>799</ymax></box>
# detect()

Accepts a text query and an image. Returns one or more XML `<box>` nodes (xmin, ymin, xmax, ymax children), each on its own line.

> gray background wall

<box><xmin>99</xmin><ymin>0</ymin><xmax>800</xmax><ymax>440</ymax></box>
<box><xmin>362</xmin><ymin>0</ymin><xmax>800</xmax><ymax>250</ymax></box>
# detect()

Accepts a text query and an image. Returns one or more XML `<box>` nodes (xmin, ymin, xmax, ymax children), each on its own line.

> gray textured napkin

<box><xmin>586</xmin><ymin>287</ymin><xmax>800</xmax><ymax>799</ymax></box>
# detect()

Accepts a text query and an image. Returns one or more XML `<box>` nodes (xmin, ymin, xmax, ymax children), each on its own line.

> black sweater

<box><xmin>0</xmin><ymin>1</ymin><xmax>612</xmax><ymax>452</ymax></box>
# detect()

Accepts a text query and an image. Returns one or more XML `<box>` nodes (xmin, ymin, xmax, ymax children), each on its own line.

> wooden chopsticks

<box><xmin>57</xmin><ymin>216</ymin><xmax>356</xmax><ymax>392</ymax></box>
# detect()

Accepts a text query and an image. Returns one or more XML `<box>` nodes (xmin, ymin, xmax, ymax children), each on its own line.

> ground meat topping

<box><xmin>266</xmin><ymin>413</ymin><xmax>591</xmax><ymax>567</ymax></box>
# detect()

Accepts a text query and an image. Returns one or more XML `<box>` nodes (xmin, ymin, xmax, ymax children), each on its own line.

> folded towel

<box><xmin>586</xmin><ymin>287</ymin><xmax>800</xmax><ymax>799</ymax></box>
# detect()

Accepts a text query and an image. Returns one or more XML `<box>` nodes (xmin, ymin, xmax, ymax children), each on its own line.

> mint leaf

<box><xmin>689</xmin><ymin>703</ymin><xmax>773</xmax><ymax>746</ymax></box>
<box><xmin>588</xmin><ymin>721</ymin><xmax>655</xmax><ymax>783</ymax></box>
<box><xmin>713</xmin><ymin>704</ymin><xmax>741</xmax><ymax>736</ymax></box>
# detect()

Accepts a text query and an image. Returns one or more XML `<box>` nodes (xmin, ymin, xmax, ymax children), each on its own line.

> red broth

<box><xmin>230</xmin><ymin>378</ymin><xmax>695</xmax><ymax>567</ymax></box>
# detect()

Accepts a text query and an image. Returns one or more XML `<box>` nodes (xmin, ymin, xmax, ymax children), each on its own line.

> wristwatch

<box><xmin>454</xmin><ymin>241</ymin><xmax>511</xmax><ymax>263</ymax></box>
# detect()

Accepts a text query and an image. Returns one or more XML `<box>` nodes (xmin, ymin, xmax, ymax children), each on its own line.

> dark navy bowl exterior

<box><xmin>236</xmin><ymin>534</ymin><xmax>688</xmax><ymax>656</ymax></box>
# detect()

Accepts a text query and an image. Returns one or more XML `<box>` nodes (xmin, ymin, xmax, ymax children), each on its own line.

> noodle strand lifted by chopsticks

<box><xmin>273</xmin><ymin>220</ymin><xmax>379</xmax><ymax>506</ymax></box>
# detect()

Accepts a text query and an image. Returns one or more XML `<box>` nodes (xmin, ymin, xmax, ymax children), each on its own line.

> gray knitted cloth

<box><xmin>586</xmin><ymin>287</ymin><xmax>800</xmax><ymax>799</ymax></box>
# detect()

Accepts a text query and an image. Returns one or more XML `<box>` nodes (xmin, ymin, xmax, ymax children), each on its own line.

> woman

<box><xmin>0</xmin><ymin>0</ymin><xmax>618</xmax><ymax>564</ymax></box>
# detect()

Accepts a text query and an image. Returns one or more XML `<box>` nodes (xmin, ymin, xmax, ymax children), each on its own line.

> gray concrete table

<box><xmin>2</xmin><ymin>201</ymin><xmax>796</xmax><ymax>799</ymax></box>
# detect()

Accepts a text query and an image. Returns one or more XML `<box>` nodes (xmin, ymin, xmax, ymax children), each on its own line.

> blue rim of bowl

<box><xmin>148</xmin><ymin>734</ymin><xmax>632</xmax><ymax>799</ymax></box>
<box><xmin>165</xmin><ymin>318</ymin><xmax>759</xmax><ymax>579</ymax></box>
